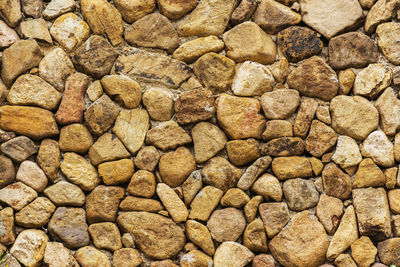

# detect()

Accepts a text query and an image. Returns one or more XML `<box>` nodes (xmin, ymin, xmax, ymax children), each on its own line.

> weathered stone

<box><xmin>261</xmin><ymin>89</ymin><xmax>300</xmax><ymax>119</ymax></box>
<box><xmin>360</xmin><ymin>0</ymin><xmax>378</xmax><ymax>8</ymax></box>
<box><xmin>0</xmin><ymin>182</ymin><xmax>37</xmax><ymax>210</ymax></box>
<box><xmin>59</xmin><ymin>124</ymin><xmax>93</xmax><ymax>154</ymax></box>
<box><xmin>15</xmin><ymin>197</ymin><xmax>55</xmax><ymax>228</ymax></box>
<box><xmin>365</xmin><ymin>0</ymin><xmax>400</xmax><ymax>35</ymax></box>
<box><xmin>283</xmin><ymin>178</ymin><xmax>319</xmax><ymax>211</ymax></box>
<box><xmin>377</xmin><ymin>22</ymin><xmax>400</xmax><ymax>65</ymax></box>
<box><xmin>99</xmin><ymin>159</ymin><xmax>134</xmax><ymax>186</ymax></box>
<box><xmin>252</xmin><ymin>174</ymin><xmax>282</xmax><ymax>201</ymax></box>
<box><xmin>217</xmin><ymin>94</ymin><xmax>266</xmax><ymax>139</ymax></box>
<box><xmin>89</xmin><ymin>222</ymin><xmax>122</xmax><ymax>251</ymax></box>
<box><xmin>305</xmin><ymin>120</ymin><xmax>337</xmax><ymax>157</ymax></box>
<box><xmin>252</xmin><ymin>254</ymin><xmax>276</xmax><ymax>267</ymax></box>
<box><xmin>207</xmin><ymin>208</ymin><xmax>246</xmax><ymax>242</ymax></box>
<box><xmin>21</xmin><ymin>0</ymin><xmax>43</xmax><ymax>18</ymax></box>
<box><xmin>10</xmin><ymin>230</ymin><xmax>48</xmax><ymax>267</ymax></box>
<box><xmin>175</xmin><ymin>89</ymin><xmax>214</xmax><ymax>125</ymax></box>
<box><xmin>227</xmin><ymin>139</ymin><xmax>261</xmax><ymax>166</ymax></box>
<box><xmin>16</xmin><ymin>160</ymin><xmax>47</xmax><ymax>192</ymax></box>
<box><xmin>310</xmin><ymin>157</ymin><xmax>323</xmax><ymax>176</ymax></box>
<box><xmin>378</xmin><ymin>238</ymin><xmax>400</xmax><ymax>265</ymax></box>
<box><xmin>146</xmin><ymin>121</ymin><xmax>192</xmax><ymax>151</ymax></box>
<box><xmin>173</xmin><ymin>35</ymin><xmax>224</xmax><ymax>63</ymax></box>
<box><xmin>338</xmin><ymin>68</ymin><xmax>355</xmax><ymax>95</ymax></box>
<box><xmin>0</xmin><ymin>20</ymin><xmax>19</xmax><ymax>48</ymax></box>
<box><xmin>269</xmin><ymin>211</ymin><xmax>329</xmax><ymax>267</ymax></box>
<box><xmin>330</xmin><ymin>95</ymin><xmax>379</xmax><ymax>140</ymax></box>
<box><xmin>86</xmin><ymin>80</ymin><xmax>103</xmax><ymax>102</ymax></box>
<box><xmin>389</xmin><ymin>189</ymin><xmax>400</xmax><ymax>214</ymax></box>
<box><xmin>245</xmin><ymin>195</ymin><xmax>263</xmax><ymax>223</ymax></box>
<box><xmin>385</xmin><ymin>167</ymin><xmax>397</xmax><ymax>189</ymax></box>
<box><xmin>1</xmin><ymin>136</ymin><xmax>37</xmax><ymax>163</ymax></box>
<box><xmin>238</xmin><ymin>156</ymin><xmax>272</xmax><ymax>191</ymax></box>
<box><xmin>119</xmin><ymin>196</ymin><xmax>163</xmax><ymax>212</ymax></box>
<box><xmin>118</xmin><ymin>212</ymin><xmax>185</xmax><ymax>260</ymax></box>
<box><xmin>262</xmin><ymin>120</ymin><xmax>293</xmax><ymax>141</ymax></box>
<box><xmin>316</xmin><ymin>194</ymin><xmax>344</xmax><ymax>235</ymax></box>
<box><xmin>189</xmin><ymin>186</ymin><xmax>223</xmax><ymax>221</ymax></box>
<box><xmin>43</xmin><ymin>181</ymin><xmax>85</xmax><ymax>206</ymax></box>
<box><xmin>221</xmin><ymin>188</ymin><xmax>249</xmax><ymax>208</ymax></box>
<box><xmin>180</xmin><ymin>250</ymin><xmax>212</xmax><ymax>267</ymax></box>
<box><xmin>353</xmin><ymin>187</ymin><xmax>391</xmax><ymax>241</ymax></box>
<box><xmin>182</xmin><ymin>171</ymin><xmax>202</xmax><ymax>206</ymax></box>
<box><xmin>376</xmin><ymin>87</ymin><xmax>400</xmax><ymax>135</ymax></box>
<box><xmin>351</xmin><ymin>236</ymin><xmax>377</xmax><ymax>267</ymax></box>
<box><xmin>88</xmin><ymin>133</ymin><xmax>130</xmax><ymax>166</ymax></box>
<box><xmin>0</xmin><ymin>0</ymin><xmax>22</xmax><ymax>27</ymax></box>
<box><xmin>202</xmin><ymin>157</ymin><xmax>241</xmax><ymax>192</ymax></box>
<box><xmin>44</xmin><ymin>242</ymin><xmax>79</xmax><ymax>267</ymax></box>
<box><xmin>231</xmin><ymin>0</ymin><xmax>257</xmax><ymax>25</ymax></box>
<box><xmin>84</xmin><ymin>95</ymin><xmax>119</xmax><ymax>136</ymax></box>
<box><xmin>101</xmin><ymin>75</ymin><xmax>141</xmax><ymax>109</ymax></box>
<box><xmin>332</xmin><ymin>135</ymin><xmax>362</xmax><ymax>169</ymax></box>
<box><xmin>393</xmin><ymin>215</ymin><xmax>400</xmax><ymax>236</ymax></box>
<box><xmin>75</xmin><ymin>246</ymin><xmax>111</xmax><ymax>267</ymax></box>
<box><xmin>157</xmin><ymin>183</ymin><xmax>188</xmax><ymax>223</ymax></box>
<box><xmin>186</xmin><ymin>220</ymin><xmax>214</xmax><ymax>256</ymax></box>
<box><xmin>293</xmin><ymin>98</ymin><xmax>318</xmax><ymax>138</ymax></box>
<box><xmin>353</xmin><ymin>64</ymin><xmax>392</xmax><ymax>99</ymax></box>
<box><xmin>361</xmin><ymin>130</ymin><xmax>395</xmax><ymax>167</ymax></box>
<box><xmin>134</xmin><ymin>146</ymin><xmax>160</xmax><ymax>172</ymax></box>
<box><xmin>114</xmin><ymin>0</ymin><xmax>155</xmax><ymax>23</ymax></box>
<box><xmin>142</xmin><ymin>88</ymin><xmax>173</xmax><ymax>122</ymax></box>
<box><xmin>329</xmin><ymin>32</ymin><xmax>379</xmax><ymax>69</ymax></box>
<box><xmin>334</xmin><ymin>254</ymin><xmax>358</xmax><ymax>267</ymax></box>
<box><xmin>0</xmin><ymin>155</ymin><xmax>14</xmax><ymax>188</ymax></box>
<box><xmin>18</xmin><ymin>18</ymin><xmax>51</xmax><ymax>44</ymax></box>
<box><xmin>271</xmin><ymin>156</ymin><xmax>312</xmax><ymax>180</ymax></box>
<box><xmin>322</xmin><ymin>163</ymin><xmax>352</xmax><ymax>200</ymax></box>
<box><xmin>113</xmin><ymin>248</ymin><xmax>143</xmax><ymax>267</ymax></box>
<box><xmin>353</xmin><ymin>158</ymin><xmax>386</xmax><ymax>188</ymax></box>
<box><xmin>214</xmin><ymin>242</ymin><xmax>255</xmax><ymax>267</ymax></box>
<box><xmin>125</xmin><ymin>13</ymin><xmax>179</xmax><ymax>53</ymax></box>
<box><xmin>158</xmin><ymin>0</ymin><xmax>197</xmax><ymax>19</ymax></box>
<box><xmin>0</xmin><ymin>207</ymin><xmax>15</xmax><ymax>245</ymax></box>
<box><xmin>43</xmin><ymin>0</ymin><xmax>76</xmax><ymax>19</ymax></box>
<box><xmin>243</xmin><ymin>218</ymin><xmax>268</xmax><ymax>252</ymax></box>
<box><xmin>37</xmin><ymin>139</ymin><xmax>60</xmax><ymax>181</ymax></box>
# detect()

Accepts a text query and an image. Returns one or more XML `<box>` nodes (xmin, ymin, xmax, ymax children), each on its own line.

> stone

<box><xmin>0</xmin><ymin>182</ymin><xmax>37</xmax><ymax>210</ymax></box>
<box><xmin>142</xmin><ymin>88</ymin><xmax>173</xmax><ymax>122</ymax></box>
<box><xmin>146</xmin><ymin>121</ymin><xmax>192</xmax><ymax>151</ymax></box>
<box><xmin>360</xmin><ymin>0</ymin><xmax>378</xmax><ymax>8</ymax></box>
<box><xmin>322</xmin><ymin>163</ymin><xmax>352</xmax><ymax>200</ymax></box>
<box><xmin>86</xmin><ymin>80</ymin><xmax>103</xmax><ymax>101</ymax></box>
<box><xmin>16</xmin><ymin>160</ymin><xmax>47</xmax><ymax>192</ymax></box>
<box><xmin>207</xmin><ymin>208</ymin><xmax>246</xmax><ymax>242</ymax></box>
<box><xmin>0</xmin><ymin>254</ymin><xmax>21</xmax><ymax>267</ymax></box>
<box><xmin>293</xmin><ymin>98</ymin><xmax>318</xmax><ymax>138</ymax></box>
<box><xmin>84</xmin><ymin>95</ymin><xmax>119</xmax><ymax>136</ymax></box>
<box><xmin>277</xmin><ymin>26</ymin><xmax>323</xmax><ymax>62</ymax></box>
<box><xmin>283</xmin><ymin>178</ymin><xmax>319</xmax><ymax>211</ymax></box>
<box><xmin>271</xmin><ymin>156</ymin><xmax>312</xmax><ymax>180</ymax></box>
<box><xmin>393</xmin><ymin>215</ymin><xmax>400</xmax><ymax>237</ymax></box>
<box><xmin>101</xmin><ymin>75</ymin><xmax>141</xmax><ymax>109</ymax></box>
<box><xmin>88</xmin><ymin>133</ymin><xmax>130</xmax><ymax>166</ymax></box>
<box><xmin>0</xmin><ymin>20</ymin><xmax>19</xmax><ymax>48</ymax></box>
<box><xmin>351</xmin><ymin>236</ymin><xmax>377</xmax><ymax>267</ymax></box>
<box><xmin>37</xmin><ymin>139</ymin><xmax>60</xmax><ymax>182</ymax></box>
<box><xmin>189</xmin><ymin>186</ymin><xmax>223</xmax><ymax>221</ymax></box>
<box><xmin>114</xmin><ymin>0</ymin><xmax>155</xmax><ymax>23</ymax></box>
<box><xmin>194</xmin><ymin>53</ymin><xmax>235</xmax><ymax>93</ymax></box>
<box><xmin>326</xmin><ymin>206</ymin><xmax>358</xmax><ymax>260</ymax></box>
<box><xmin>157</xmin><ymin>183</ymin><xmax>188</xmax><ymax>223</ymax></box>
<box><xmin>338</xmin><ymin>69</ymin><xmax>355</xmax><ymax>95</ymax></box>
<box><xmin>113</xmin><ymin>248</ymin><xmax>143</xmax><ymax>267</ymax></box>
<box><xmin>191</xmin><ymin>122</ymin><xmax>227</xmax><ymax>163</ymax></box>
<box><xmin>0</xmin><ymin>155</ymin><xmax>14</xmax><ymax>188</ymax></box>
<box><xmin>396</xmin><ymin>132</ymin><xmax>400</xmax><ymax>162</ymax></box>
<box><xmin>231</xmin><ymin>0</ymin><xmax>257</xmax><ymax>25</ymax></box>
<box><xmin>238</xmin><ymin>157</ymin><xmax>272</xmax><ymax>192</ymax></box>
<box><xmin>182</xmin><ymin>171</ymin><xmax>203</xmax><ymax>205</ymax></box>
<box><xmin>316</xmin><ymin>194</ymin><xmax>344</xmax><ymax>235</ymax></box>
<box><xmin>353</xmin><ymin>158</ymin><xmax>386</xmax><ymax>188</ymax></box>
<box><xmin>202</xmin><ymin>156</ymin><xmax>242</xmax><ymax>192</ymax></box>
<box><xmin>159</xmin><ymin>147</ymin><xmax>196</xmax><ymax>188</ymax></box>
<box><xmin>176</xmin><ymin>40</ymin><xmax>224</xmax><ymax>68</ymax></box>
<box><xmin>1</xmin><ymin>40</ymin><xmax>43</xmax><ymax>87</ymax></box>
<box><xmin>44</xmin><ymin>181</ymin><xmax>85</xmax><ymax>206</ymax></box>
<box><xmin>365</xmin><ymin>0</ymin><xmax>400</xmax><ymax>35</ymax></box>
<box><xmin>353</xmin><ymin>187</ymin><xmax>391</xmax><ymax>241</ymax></box>
<box><xmin>114</xmin><ymin>48</ymin><xmax>192</xmax><ymax>89</ymax></box>
<box><xmin>86</xmin><ymin>185</ymin><xmax>125</xmax><ymax>224</ymax></box>
<box><xmin>10</xmin><ymin>230</ymin><xmax>48</xmax><ymax>267</ymax></box>
<box><xmin>260</xmin><ymin>89</ymin><xmax>300</xmax><ymax>119</ymax></box>
<box><xmin>316</xmin><ymin>106</ymin><xmax>331</xmax><ymax>124</ymax></box>
<box><xmin>59</xmin><ymin>124</ymin><xmax>93</xmax><ymax>155</ymax></box>
<box><xmin>21</xmin><ymin>0</ymin><xmax>43</xmax><ymax>18</ymax></box>
<box><xmin>118</xmin><ymin>212</ymin><xmax>185</xmax><ymax>260</ymax></box>
<box><xmin>119</xmin><ymin>196</ymin><xmax>163</xmax><ymax>212</ymax></box>
<box><xmin>158</xmin><ymin>1</ymin><xmax>197</xmax><ymax>19</ymax></box>
<box><xmin>330</xmin><ymin>95</ymin><xmax>379</xmax><ymax>140</ymax></box>
<box><xmin>175</xmin><ymin>89</ymin><xmax>214</xmax><ymax>125</ymax></box>
<box><xmin>56</xmin><ymin>73</ymin><xmax>90</xmax><ymax>125</ymax></box>
<box><xmin>389</xmin><ymin>189</ymin><xmax>400</xmax><ymax>214</ymax></box>
<box><xmin>361</xmin><ymin>130</ymin><xmax>395</xmax><ymax>167</ymax></box>
<box><xmin>243</xmin><ymin>218</ymin><xmax>268</xmax><ymax>252</ymax></box>
<box><xmin>385</xmin><ymin>167</ymin><xmax>397</xmax><ymax>189</ymax></box>
<box><xmin>227</xmin><ymin>139</ymin><xmax>261</xmax><ymax>166</ymax></box>
<box><xmin>262</xmin><ymin>120</ymin><xmax>293</xmax><ymax>141</ymax></box>
<box><xmin>177</xmin><ymin>0</ymin><xmax>236</xmax><ymax>36</ymax></box>
<box><xmin>0</xmin><ymin>208</ymin><xmax>15</xmax><ymax>245</ymax></box>
<box><xmin>379</xmin><ymin>239</ymin><xmax>400</xmax><ymax>267</ymax></box>
<box><xmin>377</xmin><ymin>22</ymin><xmax>400</xmax><ymax>65</ymax></box>
<box><xmin>89</xmin><ymin>222</ymin><xmax>122</xmax><ymax>251</ymax></box>
<box><xmin>43</xmin><ymin>0</ymin><xmax>76</xmax><ymax>19</ymax></box>
<box><xmin>332</xmin><ymin>135</ymin><xmax>362</xmax><ymax>169</ymax></box>
<box><xmin>329</xmin><ymin>32</ymin><xmax>379</xmax><ymax>69</ymax></box>
<box><xmin>305</xmin><ymin>120</ymin><xmax>337</xmax><ymax>157</ymax></box>
<box><xmin>0</xmin><ymin>0</ymin><xmax>21</xmax><ymax>27</ymax></box>
<box><xmin>310</xmin><ymin>157</ymin><xmax>323</xmax><ymax>176</ymax></box>
<box><xmin>223</xmin><ymin>22</ymin><xmax>276</xmax><ymax>64</ymax></box>
<box><xmin>252</xmin><ymin>254</ymin><xmax>275</xmax><ymax>267</ymax></box>
<box><xmin>99</xmin><ymin>159</ymin><xmax>134</xmax><ymax>186</ymax></box>
<box><xmin>376</xmin><ymin>87</ymin><xmax>400</xmax><ymax>135</ymax></box>
<box><xmin>18</xmin><ymin>18</ymin><xmax>51</xmax><ymax>44</ymax></box>
<box><xmin>75</xmin><ymin>246</ymin><xmax>111</xmax><ymax>267</ymax></box>
<box><xmin>186</xmin><ymin>220</ymin><xmax>215</xmax><ymax>256</ymax></box>
<box><xmin>125</xmin><ymin>13</ymin><xmax>180</xmax><ymax>53</ymax></box>
<box><xmin>353</xmin><ymin>64</ymin><xmax>392</xmax><ymax>99</ymax></box>
<box><xmin>61</xmin><ymin>153</ymin><xmax>99</xmax><ymax>191</ymax></box>
<box><xmin>221</xmin><ymin>188</ymin><xmax>249</xmax><ymax>208</ymax></box>
<box><xmin>15</xmin><ymin>197</ymin><xmax>55</xmax><ymax>228</ymax></box>
<box><xmin>181</xmin><ymin>250</ymin><xmax>212</xmax><ymax>267</ymax></box>
<box><xmin>287</xmin><ymin>56</ymin><xmax>338</xmax><ymax>101</ymax></box>
<box><xmin>1</xmin><ymin>136</ymin><xmax>37</xmax><ymax>163</ymax></box>
<box><xmin>245</xmin><ymin>195</ymin><xmax>263</xmax><ymax>223</ymax></box>
<box><xmin>49</xmin><ymin>13</ymin><xmax>90</xmax><ymax>51</ymax></box>
<box><xmin>73</xmin><ymin>35</ymin><xmax>118</xmax><ymax>78</ymax></box>
<box><xmin>134</xmin><ymin>146</ymin><xmax>160</xmax><ymax>172</ymax></box>
<box><xmin>334</xmin><ymin>254</ymin><xmax>358</xmax><ymax>267</ymax></box>
<box><xmin>252</xmin><ymin>174</ymin><xmax>282</xmax><ymax>201</ymax></box>
<box><xmin>300</xmin><ymin>0</ymin><xmax>363</xmax><ymax>39</ymax></box>
<box><xmin>269</xmin><ymin>210</ymin><xmax>329</xmax><ymax>267</ymax></box>
<box><xmin>214</xmin><ymin>242</ymin><xmax>254</xmax><ymax>267</ymax></box>
<box><xmin>44</xmin><ymin>242</ymin><xmax>79</xmax><ymax>267</ymax></box>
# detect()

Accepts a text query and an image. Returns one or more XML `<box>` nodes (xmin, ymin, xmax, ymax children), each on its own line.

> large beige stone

<box><xmin>37</xmin><ymin>139</ymin><xmax>60</xmax><ymax>181</ymax></box>
<box><xmin>332</xmin><ymin>135</ymin><xmax>362</xmax><ymax>169</ymax></box>
<box><xmin>101</xmin><ymin>75</ymin><xmax>142</xmax><ymax>109</ymax></box>
<box><xmin>15</xmin><ymin>197</ymin><xmax>55</xmax><ymax>228</ymax></box>
<box><xmin>353</xmin><ymin>64</ymin><xmax>392</xmax><ymax>99</ymax></box>
<box><xmin>261</xmin><ymin>89</ymin><xmax>300</xmax><ymax>119</ymax></box>
<box><xmin>43</xmin><ymin>181</ymin><xmax>85</xmax><ymax>206</ymax></box>
<box><xmin>214</xmin><ymin>242</ymin><xmax>255</xmax><ymax>267</ymax></box>
<box><xmin>316</xmin><ymin>194</ymin><xmax>344</xmax><ymax>235</ymax></box>
<box><xmin>353</xmin><ymin>158</ymin><xmax>386</xmax><ymax>188</ymax></box>
<box><xmin>202</xmin><ymin>156</ymin><xmax>242</xmax><ymax>192</ymax></box>
<box><xmin>0</xmin><ymin>0</ymin><xmax>22</xmax><ymax>27</ymax></box>
<box><xmin>142</xmin><ymin>88</ymin><xmax>174</xmax><ymax>121</ymax></box>
<box><xmin>10</xmin><ymin>230</ymin><xmax>48</xmax><ymax>267</ymax></box>
<box><xmin>305</xmin><ymin>120</ymin><xmax>337</xmax><ymax>157</ymax></box>
<box><xmin>271</xmin><ymin>156</ymin><xmax>312</xmax><ymax>180</ymax></box>
<box><xmin>0</xmin><ymin>182</ymin><xmax>38</xmax><ymax>211</ymax></box>
<box><xmin>44</xmin><ymin>242</ymin><xmax>79</xmax><ymax>267</ymax></box>
<box><xmin>259</xmin><ymin>202</ymin><xmax>290</xmax><ymax>238</ymax></box>
<box><xmin>189</xmin><ymin>186</ymin><xmax>223</xmax><ymax>221</ymax></box>
<box><xmin>365</xmin><ymin>0</ymin><xmax>400</xmax><ymax>34</ymax></box>
<box><xmin>146</xmin><ymin>121</ymin><xmax>192</xmax><ymax>151</ymax></box>
<box><xmin>376</xmin><ymin>87</ymin><xmax>400</xmax><ymax>135</ymax></box>
<box><xmin>186</xmin><ymin>220</ymin><xmax>215</xmax><ymax>256</ymax></box>
<box><xmin>43</xmin><ymin>0</ymin><xmax>76</xmax><ymax>19</ymax></box>
<box><xmin>88</xmin><ymin>133</ymin><xmax>130</xmax><ymax>166</ymax></box>
<box><xmin>172</xmin><ymin>36</ymin><xmax>224</xmax><ymax>63</ymax></box>
<box><xmin>207</xmin><ymin>208</ymin><xmax>246</xmax><ymax>242</ymax></box>
<box><xmin>361</xmin><ymin>130</ymin><xmax>395</xmax><ymax>167</ymax></box>
<box><xmin>376</xmin><ymin>22</ymin><xmax>400</xmax><ymax>65</ymax></box>
<box><xmin>75</xmin><ymin>246</ymin><xmax>111</xmax><ymax>267</ymax></box>
<box><xmin>157</xmin><ymin>183</ymin><xmax>188</xmax><ymax>223</ymax></box>
<box><xmin>351</xmin><ymin>236</ymin><xmax>377</xmax><ymax>267</ymax></box>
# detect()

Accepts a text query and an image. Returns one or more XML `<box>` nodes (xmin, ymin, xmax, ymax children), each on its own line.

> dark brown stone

<box><xmin>261</xmin><ymin>137</ymin><xmax>304</xmax><ymax>157</ymax></box>
<box><xmin>322</xmin><ymin>163</ymin><xmax>352</xmax><ymax>200</ymax></box>
<box><xmin>0</xmin><ymin>155</ymin><xmax>14</xmax><ymax>188</ymax></box>
<box><xmin>230</xmin><ymin>0</ymin><xmax>257</xmax><ymax>25</ymax></box>
<box><xmin>1</xmin><ymin>136</ymin><xmax>37</xmax><ymax>162</ymax></box>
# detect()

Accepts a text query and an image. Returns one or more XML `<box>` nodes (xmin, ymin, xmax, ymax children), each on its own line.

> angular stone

<box><xmin>44</xmin><ymin>242</ymin><xmax>79</xmax><ymax>267</ymax></box>
<box><xmin>89</xmin><ymin>222</ymin><xmax>122</xmax><ymax>251</ymax></box>
<box><xmin>0</xmin><ymin>207</ymin><xmax>15</xmax><ymax>245</ymax></box>
<box><xmin>49</xmin><ymin>13</ymin><xmax>90</xmax><ymax>51</ymax></box>
<box><xmin>277</xmin><ymin>26</ymin><xmax>323</xmax><ymax>62</ymax></box>
<box><xmin>230</xmin><ymin>0</ymin><xmax>257</xmax><ymax>25</ymax></box>
<box><xmin>1</xmin><ymin>136</ymin><xmax>37</xmax><ymax>163</ymax></box>
<box><xmin>113</xmin><ymin>248</ymin><xmax>143</xmax><ymax>267</ymax></box>
<box><xmin>330</xmin><ymin>95</ymin><xmax>379</xmax><ymax>140</ymax></box>
<box><xmin>202</xmin><ymin>157</ymin><xmax>241</xmax><ymax>192</ymax></box>
<box><xmin>125</xmin><ymin>13</ymin><xmax>179</xmax><ymax>53</ymax></box>
<box><xmin>316</xmin><ymin>106</ymin><xmax>331</xmax><ymax>125</ymax></box>
<box><xmin>191</xmin><ymin>122</ymin><xmax>226</xmax><ymax>163</ymax></box>
<box><xmin>181</xmin><ymin>250</ymin><xmax>213</xmax><ymax>267</ymax></box>
<box><xmin>227</xmin><ymin>139</ymin><xmax>261</xmax><ymax>166</ymax></box>
<box><xmin>119</xmin><ymin>196</ymin><xmax>163</xmax><ymax>212</ymax></box>
<box><xmin>0</xmin><ymin>0</ymin><xmax>22</xmax><ymax>27</ymax></box>
<box><xmin>174</xmin><ymin>36</ymin><xmax>224</xmax><ymax>64</ymax></box>
<box><xmin>118</xmin><ymin>212</ymin><xmax>185</xmax><ymax>260</ymax></box>
<box><xmin>0</xmin><ymin>155</ymin><xmax>14</xmax><ymax>188</ymax></box>
<box><xmin>59</xmin><ymin>124</ymin><xmax>93</xmax><ymax>154</ymax></box>
<box><xmin>134</xmin><ymin>146</ymin><xmax>160</xmax><ymax>172</ymax></box>
<box><xmin>332</xmin><ymin>135</ymin><xmax>362</xmax><ymax>169</ymax></box>
<box><xmin>310</xmin><ymin>157</ymin><xmax>323</xmax><ymax>176</ymax></box>
<box><xmin>376</xmin><ymin>87</ymin><xmax>400</xmax><ymax>135</ymax></box>
<box><xmin>84</xmin><ymin>95</ymin><xmax>120</xmax><ymax>136</ymax></box>
<box><xmin>305</xmin><ymin>120</ymin><xmax>337</xmax><ymax>157</ymax></box>
<box><xmin>56</xmin><ymin>73</ymin><xmax>90</xmax><ymax>125</ymax></box>
<box><xmin>0</xmin><ymin>20</ymin><xmax>19</xmax><ymax>48</ymax></box>
<box><xmin>157</xmin><ymin>183</ymin><xmax>188</xmax><ymax>223</ymax></box>
<box><xmin>353</xmin><ymin>158</ymin><xmax>386</xmax><ymax>188</ymax></box>
<box><xmin>365</xmin><ymin>0</ymin><xmax>400</xmax><ymax>35</ymax></box>
<box><xmin>393</xmin><ymin>215</ymin><xmax>400</xmax><ymax>236</ymax></box>
<box><xmin>182</xmin><ymin>171</ymin><xmax>202</xmax><ymax>206</ymax></box>
<box><xmin>0</xmin><ymin>182</ymin><xmax>37</xmax><ymax>210</ymax></box>
<box><xmin>15</xmin><ymin>197</ymin><xmax>55</xmax><ymax>228</ymax></box>
<box><xmin>86</xmin><ymin>80</ymin><xmax>103</xmax><ymax>102</ymax></box>
<box><xmin>177</xmin><ymin>0</ymin><xmax>236</xmax><ymax>36</ymax></box>
<box><xmin>287</xmin><ymin>56</ymin><xmax>338</xmax><ymax>101</ymax></box>
<box><xmin>259</xmin><ymin>202</ymin><xmax>290</xmax><ymax>239</ymax></box>
<box><xmin>88</xmin><ymin>133</ymin><xmax>130</xmax><ymax>166</ymax></box>
<box><xmin>252</xmin><ymin>173</ymin><xmax>282</xmax><ymax>201</ymax></box>
<box><xmin>207</xmin><ymin>208</ymin><xmax>246</xmax><ymax>242</ymax></box>
<box><xmin>377</xmin><ymin>238</ymin><xmax>400</xmax><ymax>266</ymax></box>
<box><xmin>16</xmin><ymin>160</ymin><xmax>47</xmax><ymax>192</ymax></box>
<box><xmin>385</xmin><ymin>167</ymin><xmax>397</xmax><ymax>189</ymax></box>
<box><xmin>175</xmin><ymin>89</ymin><xmax>214</xmax><ymax>124</ymax></box>
<box><xmin>214</xmin><ymin>242</ymin><xmax>254</xmax><ymax>267</ymax></box>
<box><xmin>10</xmin><ymin>230</ymin><xmax>48</xmax><ymax>267</ymax></box>
<box><xmin>43</xmin><ymin>181</ymin><xmax>85</xmax><ymax>206</ymax></box>
<box><xmin>354</xmin><ymin>64</ymin><xmax>392</xmax><ymax>99</ymax></box>
<box><xmin>322</xmin><ymin>163</ymin><xmax>352</xmax><ymax>200</ymax></box>
<box><xmin>361</xmin><ymin>130</ymin><xmax>395</xmax><ymax>167</ymax></box>
<box><xmin>360</xmin><ymin>0</ymin><xmax>378</xmax><ymax>8</ymax></box>
<box><xmin>271</xmin><ymin>156</ymin><xmax>312</xmax><ymax>180</ymax></box>
<box><xmin>221</xmin><ymin>188</ymin><xmax>250</xmax><ymax>208</ymax></box>
<box><xmin>338</xmin><ymin>68</ymin><xmax>355</xmax><ymax>95</ymax></box>
<box><xmin>245</xmin><ymin>195</ymin><xmax>263</xmax><ymax>223</ymax></box>
<box><xmin>316</xmin><ymin>194</ymin><xmax>344</xmax><ymax>235</ymax></box>
<box><xmin>99</xmin><ymin>159</ymin><xmax>134</xmax><ymax>186</ymax></box>
<box><xmin>189</xmin><ymin>186</ymin><xmax>223</xmax><ymax>221</ymax></box>
<box><xmin>329</xmin><ymin>32</ymin><xmax>379</xmax><ymax>69</ymax></box>
<box><xmin>43</xmin><ymin>0</ymin><xmax>76</xmax><ymax>19</ymax></box>
<box><xmin>263</xmin><ymin>120</ymin><xmax>293</xmax><ymax>141</ymax></box>
<box><xmin>146</xmin><ymin>121</ymin><xmax>192</xmax><ymax>151</ymax></box>
<box><xmin>293</xmin><ymin>98</ymin><xmax>318</xmax><ymax>138</ymax></box>
<box><xmin>334</xmin><ymin>254</ymin><xmax>358</xmax><ymax>267</ymax></box>
<box><xmin>238</xmin><ymin>156</ymin><xmax>272</xmax><ymax>191</ymax></box>
<box><xmin>353</xmin><ymin>187</ymin><xmax>391</xmax><ymax>241</ymax></box>
<box><xmin>217</xmin><ymin>94</ymin><xmax>266</xmax><ymax>139</ymax></box>
<box><xmin>252</xmin><ymin>254</ymin><xmax>276</xmax><ymax>267</ymax></box>
<box><xmin>86</xmin><ymin>185</ymin><xmax>125</xmax><ymax>224</ymax></box>
<box><xmin>37</xmin><ymin>139</ymin><xmax>60</xmax><ymax>181</ymax></box>
<box><xmin>21</xmin><ymin>0</ymin><xmax>43</xmax><ymax>18</ymax></box>
<box><xmin>351</xmin><ymin>236</ymin><xmax>377</xmax><ymax>267</ymax></box>
<box><xmin>194</xmin><ymin>53</ymin><xmax>235</xmax><ymax>93</ymax></box>
<box><xmin>60</xmin><ymin>152</ymin><xmax>99</xmax><ymax>191</ymax></box>
<box><xmin>18</xmin><ymin>18</ymin><xmax>51</xmax><ymax>44</ymax></box>
<box><xmin>158</xmin><ymin>0</ymin><xmax>196</xmax><ymax>20</ymax></box>
<box><xmin>114</xmin><ymin>0</ymin><xmax>155</xmax><ymax>23</ymax></box>
<box><xmin>389</xmin><ymin>189</ymin><xmax>400</xmax><ymax>214</ymax></box>
<box><xmin>142</xmin><ymin>88</ymin><xmax>173</xmax><ymax>122</ymax></box>
<box><xmin>75</xmin><ymin>246</ymin><xmax>111</xmax><ymax>267</ymax></box>
<box><xmin>243</xmin><ymin>218</ymin><xmax>268</xmax><ymax>252</ymax></box>
<box><xmin>114</xmin><ymin>48</ymin><xmax>192</xmax><ymax>89</ymax></box>
<box><xmin>377</xmin><ymin>22</ymin><xmax>400</xmax><ymax>65</ymax></box>
<box><xmin>261</xmin><ymin>89</ymin><xmax>300</xmax><ymax>120</ymax></box>
<box><xmin>300</xmin><ymin>0</ymin><xmax>363</xmax><ymax>39</ymax></box>
<box><xmin>1</xmin><ymin>39</ymin><xmax>43</xmax><ymax>87</ymax></box>
<box><xmin>81</xmin><ymin>0</ymin><xmax>123</xmax><ymax>45</ymax></box>
<box><xmin>283</xmin><ymin>178</ymin><xmax>319</xmax><ymax>211</ymax></box>
<box><xmin>269</xmin><ymin>210</ymin><xmax>329</xmax><ymax>267</ymax></box>
<box><xmin>101</xmin><ymin>75</ymin><xmax>141</xmax><ymax>109</ymax></box>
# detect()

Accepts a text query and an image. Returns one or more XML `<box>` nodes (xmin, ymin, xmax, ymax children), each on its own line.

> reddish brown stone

<box><xmin>175</xmin><ymin>89</ymin><xmax>215</xmax><ymax>125</ymax></box>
